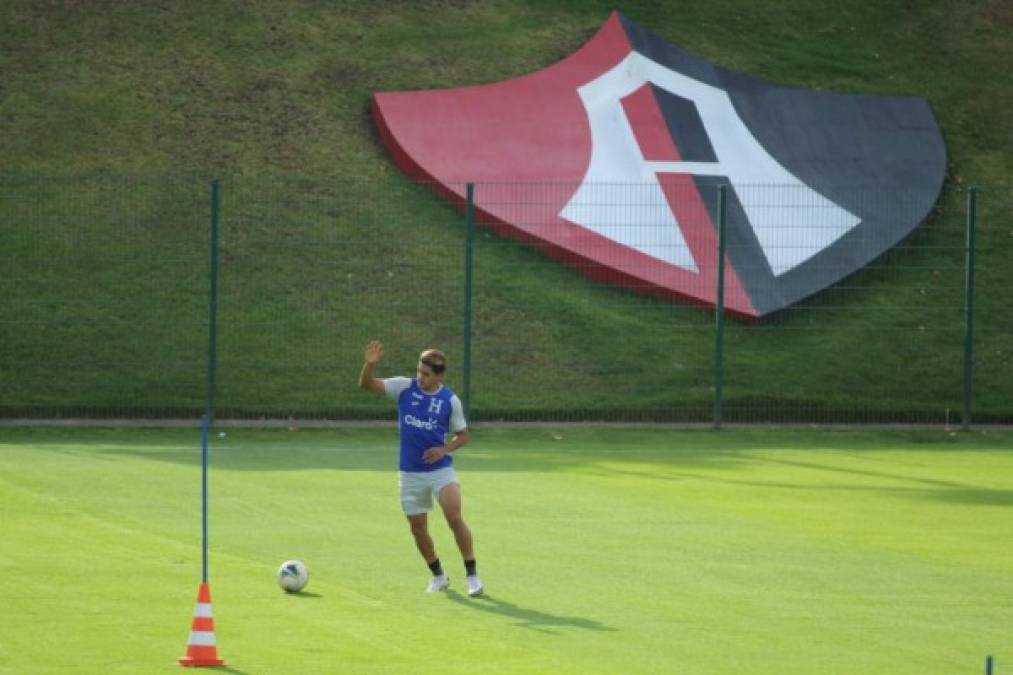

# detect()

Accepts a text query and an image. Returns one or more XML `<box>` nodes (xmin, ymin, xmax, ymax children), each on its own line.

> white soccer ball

<box><xmin>277</xmin><ymin>559</ymin><xmax>309</xmax><ymax>593</ymax></box>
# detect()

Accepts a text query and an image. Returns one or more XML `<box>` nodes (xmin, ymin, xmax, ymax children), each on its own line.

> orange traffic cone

<box><xmin>178</xmin><ymin>582</ymin><xmax>226</xmax><ymax>667</ymax></box>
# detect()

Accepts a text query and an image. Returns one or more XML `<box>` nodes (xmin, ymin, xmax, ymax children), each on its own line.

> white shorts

<box><xmin>399</xmin><ymin>467</ymin><xmax>459</xmax><ymax>516</ymax></box>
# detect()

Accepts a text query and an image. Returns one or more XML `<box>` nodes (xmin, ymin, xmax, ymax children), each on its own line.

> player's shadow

<box><xmin>445</xmin><ymin>590</ymin><xmax>616</xmax><ymax>634</ymax></box>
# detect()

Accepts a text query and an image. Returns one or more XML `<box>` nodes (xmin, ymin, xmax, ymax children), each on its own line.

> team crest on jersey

<box><xmin>372</xmin><ymin>12</ymin><xmax>946</xmax><ymax>318</ymax></box>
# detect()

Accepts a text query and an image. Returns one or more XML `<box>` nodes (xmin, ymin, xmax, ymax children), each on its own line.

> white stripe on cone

<box><xmin>187</xmin><ymin>631</ymin><xmax>217</xmax><ymax>646</ymax></box>
<box><xmin>194</xmin><ymin>603</ymin><xmax>213</xmax><ymax>617</ymax></box>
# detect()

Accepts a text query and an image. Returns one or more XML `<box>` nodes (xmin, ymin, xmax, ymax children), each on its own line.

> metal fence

<box><xmin>1</xmin><ymin>175</ymin><xmax>1009</xmax><ymax>425</ymax></box>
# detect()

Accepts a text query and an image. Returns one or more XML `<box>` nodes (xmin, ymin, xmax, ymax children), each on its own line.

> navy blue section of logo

<box><xmin>690</xmin><ymin>175</ymin><xmax>783</xmax><ymax>316</ymax></box>
<box><xmin>619</xmin><ymin>13</ymin><xmax>946</xmax><ymax>316</ymax></box>
<box><xmin>651</xmin><ymin>85</ymin><xmax>717</xmax><ymax>163</ymax></box>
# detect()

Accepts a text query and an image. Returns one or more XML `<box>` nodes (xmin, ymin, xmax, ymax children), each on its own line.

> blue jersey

<box><xmin>384</xmin><ymin>378</ymin><xmax>466</xmax><ymax>473</ymax></box>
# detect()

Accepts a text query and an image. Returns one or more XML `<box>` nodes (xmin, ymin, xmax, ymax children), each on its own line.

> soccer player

<box><xmin>358</xmin><ymin>340</ymin><xmax>484</xmax><ymax>597</ymax></box>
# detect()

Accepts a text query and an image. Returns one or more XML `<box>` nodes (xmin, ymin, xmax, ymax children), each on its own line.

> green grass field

<box><xmin>2</xmin><ymin>426</ymin><xmax>1011</xmax><ymax>674</ymax></box>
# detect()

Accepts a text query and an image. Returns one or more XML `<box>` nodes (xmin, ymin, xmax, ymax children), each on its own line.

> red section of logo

<box><xmin>373</xmin><ymin>12</ymin><xmax>756</xmax><ymax>317</ymax></box>
<box><xmin>619</xmin><ymin>84</ymin><xmax>752</xmax><ymax>312</ymax></box>
<box><xmin>621</xmin><ymin>85</ymin><xmax>680</xmax><ymax>162</ymax></box>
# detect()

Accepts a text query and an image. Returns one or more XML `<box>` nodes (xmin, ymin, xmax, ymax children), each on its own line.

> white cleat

<box><xmin>426</xmin><ymin>574</ymin><xmax>449</xmax><ymax>592</ymax></box>
<box><xmin>466</xmin><ymin>574</ymin><xmax>484</xmax><ymax>597</ymax></box>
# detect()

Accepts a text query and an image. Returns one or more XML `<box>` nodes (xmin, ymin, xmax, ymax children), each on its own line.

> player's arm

<box><xmin>422</xmin><ymin>428</ymin><xmax>469</xmax><ymax>464</ymax></box>
<box><xmin>445</xmin><ymin>428</ymin><xmax>470</xmax><ymax>452</ymax></box>
<box><xmin>359</xmin><ymin>340</ymin><xmax>386</xmax><ymax>395</ymax></box>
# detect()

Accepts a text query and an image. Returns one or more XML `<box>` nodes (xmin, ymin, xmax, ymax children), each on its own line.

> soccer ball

<box><xmin>277</xmin><ymin>559</ymin><xmax>309</xmax><ymax>593</ymax></box>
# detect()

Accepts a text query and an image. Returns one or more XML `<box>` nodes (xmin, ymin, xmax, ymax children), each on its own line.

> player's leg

<box><xmin>437</xmin><ymin>483</ymin><xmax>473</xmax><ymax>559</ymax></box>
<box><xmin>406</xmin><ymin>512</ymin><xmax>436</xmax><ymax>561</ymax></box>
<box><xmin>407</xmin><ymin>513</ymin><xmax>449</xmax><ymax>592</ymax></box>
<box><xmin>401</xmin><ymin>471</ymin><xmax>448</xmax><ymax>591</ymax></box>
<box><xmin>438</xmin><ymin>483</ymin><xmax>483</xmax><ymax>596</ymax></box>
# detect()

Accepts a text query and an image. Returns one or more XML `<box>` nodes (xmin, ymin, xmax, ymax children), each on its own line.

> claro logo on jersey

<box><xmin>404</xmin><ymin>414</ymin><xmax>438</xmax><ymax>431</ymax></box>
<box><xmin>373</xmin><ymin>11</ymin><xmax>946</xmax><ymax>318</ymax></box>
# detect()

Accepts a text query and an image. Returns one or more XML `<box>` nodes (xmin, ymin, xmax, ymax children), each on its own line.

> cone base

<box><xmin>178</xmin><ymin>656</ymin><xmax>225</xmax><ymax>667</ymax></box>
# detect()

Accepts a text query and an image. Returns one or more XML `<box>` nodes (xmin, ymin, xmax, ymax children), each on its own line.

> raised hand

<box><xmin>363</xmin><ymin>340</ymin><xmax>384</xmax><ymax>364</ymax></box>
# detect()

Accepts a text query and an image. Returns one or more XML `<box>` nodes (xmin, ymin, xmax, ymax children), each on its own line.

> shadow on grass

<box><xmin>3</xmin><ymin>426</ymin><xmax>764</xmax><ymax>473</ymax></box>
<box><xmin>444</xmin><ymin>590</ymin><xmax>616</xmax><ymax>634</ymax></box>
<box><xmin>755</xmin><ymin>455</ymin><xmax>968</xmax><ymax>489</ymax></box>
<box><xmin>752</xmin><ymin>455</ymin><xmax>1013</xmax><ymax>507</ymax></box>
<box><xmin>928</xmin><ymin>488</ymin><xmax>1013</xmax><ymax>506</ymax></box>
<box><xmin>4</xmin><ymin>427</ymin><xmax>1010</xmax><ymax>483</ymax></box>
<box><xmin>602</xmin><ymin>455</ymin><xmax>1013</xmax><ymax>507</ymax></box>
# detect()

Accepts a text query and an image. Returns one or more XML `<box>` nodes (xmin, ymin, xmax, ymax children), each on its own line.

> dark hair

<box><xmin>419</xmin><ymin>349</ymin><xmax>446</xmax><ymax>374</ymax></box>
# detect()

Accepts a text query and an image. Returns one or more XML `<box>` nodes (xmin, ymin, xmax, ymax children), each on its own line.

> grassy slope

<box><xmin>0</xmin><ymin>1</ymin><xmax>1010</xmax><ymax>420</ymax></box>
<box><xmin>1</xmin><ymin>427</ymin><xmax>1011</xmax><ymax>673</ymax></box>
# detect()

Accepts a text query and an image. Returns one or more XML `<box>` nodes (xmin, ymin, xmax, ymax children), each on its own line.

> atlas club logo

<box><xmin>372</xmin><ymin>12</ymin><xmax>945</xmax><ymax>318</ymax></box>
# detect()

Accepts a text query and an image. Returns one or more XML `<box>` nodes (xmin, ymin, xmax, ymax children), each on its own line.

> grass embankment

<box><xmin>1</xmin><ymin>2</ymin><xmax>1010</xmax><ymax>421</ymax></box>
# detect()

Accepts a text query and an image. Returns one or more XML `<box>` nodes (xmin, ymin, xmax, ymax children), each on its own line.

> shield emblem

<box><xmin>372</xmin><ymin>12</ymin><xmax>946</xmax><ymax>318</ymax></box>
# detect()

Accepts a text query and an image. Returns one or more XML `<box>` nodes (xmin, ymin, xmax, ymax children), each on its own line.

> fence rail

<box><xmin>1</xmin><ymin>175</ymin><xmax>1010</xmax><ymax>425</ymax></box>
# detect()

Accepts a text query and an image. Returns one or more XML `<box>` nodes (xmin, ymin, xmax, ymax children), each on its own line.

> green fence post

<box><xmin>207</xmin><ymin>179</ymin><xmax>221</xmax><ymax>426</ymax></box>
<box><xmin>962</xmin><ymin>186</ymin><xmax>978</xmax><ymax>431</ymax></box>
<box><xmin>462</xmin><ymin>183</ymin><xmax>475</xmax><ymax>418</ymax></box>
<box><xmin>714</xmin><ymin>185</ymin><xmax>727</xmax><ymax>429</ymax></box>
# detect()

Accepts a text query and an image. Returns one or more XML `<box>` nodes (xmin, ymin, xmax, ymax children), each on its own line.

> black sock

<box><xmin>428</xmin><ymin>558</ymin><xmax>444</xmax><ymax>576</ymax></box>
<box><xmin>464</xmin><ymin>559</ymin><xmax>477</xmax><ymax>577</ymax></box>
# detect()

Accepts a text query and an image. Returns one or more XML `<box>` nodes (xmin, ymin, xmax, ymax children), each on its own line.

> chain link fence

<box><xmin>1</xmin><ymin>175</ymin><xmax>1009</xmax><ymax>425</ymax></box>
